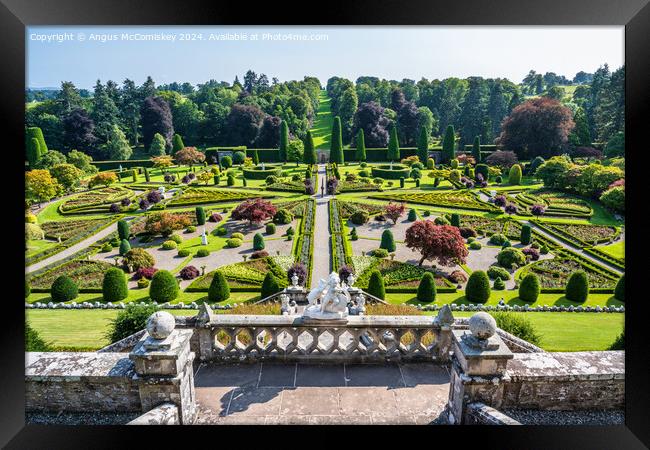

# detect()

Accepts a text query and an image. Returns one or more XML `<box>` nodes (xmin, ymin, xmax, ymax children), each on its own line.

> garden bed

<box><xmin>370</xmin><ymin>164</ymin><xmax>411</xmax><ymax>180</ymax></box>
<box><xmin>370</xmin><ymin>191</ymin><xmax>501</xmax><ymax>212</ymax></box>
<box><xmin>167</xmin><ymin>187</ymin><xmax>268</xmax><ymax>206</ymax></box>
<box><xmin>186</xmin><ymin>256</ymin><xmax>288</xmax><ymax>292</ymax></box>
<box><xmin>242</xmin><ymin>165</ymin><xmax>283</xmax><ymax>180</ymax></box>
<box><xmin>28</xmin><ymin>259</ymin><xmax>114</xmax><ymax>292</ymax></box>
<box><xmin>58</xmin><ymin>187</ymin><xmax>136</xmax><ymax>214</ymax></box>
<box><xmin>352</xmin><ymin>256</ymin><xmax>456</xmax><ymax>292</ymax></box>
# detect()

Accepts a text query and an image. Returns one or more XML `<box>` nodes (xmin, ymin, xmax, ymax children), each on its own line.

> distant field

<box><xmin>311</xmin><ymin>90</ymin><xmax>333</xmax><ymax>149</ymax></box>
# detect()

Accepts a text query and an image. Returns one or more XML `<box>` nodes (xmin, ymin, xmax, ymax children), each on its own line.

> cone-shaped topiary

<box><xmin>519</xmin><ymin>273</ymin><xmax>541</xmax><ymax>302</ymax></box>
<box><xmin>387</xmin><ymin>123</ymin><xmax>400</xmax><ymax>161</ymax></box>
<box><xmin>26</xmin><ymin>137</ymin><xmax>41</xmax><ymax>167</ymax></box>
<box><xmin>442</xmin><ymin>125</ymin><xmax>455</xmax><ymax>163</ymax></box>
<box><xmin>279</xmin><ymin>121</ymin><xmax>289</xmax><ymax>162</ymax></box>
<box><xmin>208</xmin><ymin>270</ymin><xmax>230</xmax><ymax>302</ymax></box>
<box><xmin>196</xmin><ymin>206</ymin><xmax>206</xmax><ymax>225</ymax></box>
<box><xmin>253</xmin><ymin>233</ymin><xmax>265</xmax><ymax>251</ymax></box>
<box><xmin>102</xmin><ymin>267</ymin><xmax>128</xmax><ymax>302</ymax></box>
<box><xmin>520</xmin><ymin>224</ymin><xmax>532</xmax><ymax>245</ymax></box>
<box><xmin>400</xmin><ymin>177</ymin><xmax>405</xmax><ymax>188</ymax></box>
<box><xmin>508</xmin><ymin>164</ymin><xmax>522</xmax><ymax>185</ymax></box>
<box><xmin>303</xmin><ymin>130</ymin><xmax>317</xmax><ymax>165</ymax></box>
<box><xmin>172</xmin><ymin>134</ymin><xmax>185</xmax><ymax>154</ymax></box>
<box><xmin>565</xmin><ymin>270</ymin><xmax>589</xmax><ymax>303</ymax></box>
<box><xmin>472</xmin><ymin>136</ymin><xmax>482</xmax><ymax>163</ymax></box>
<box><xmin>408</xmin><ymin>209</ymin><xmax>417</xmax><ymax>221</ymax></box>
<box><xmin>367</xmin><ymin>270</ymin><xmax>385</xmax><ymax>300</ymax></box>
<box><xmin>330</xmin><ymin>117</ymin><xmax>344</xmax><ymax>164</ymax></box>
<box><xmin>117</xmin><ymin>220</ymin><xmax>130</xmax><ymax>241</ymax></box>
<box><xmin>149</xmin><ymin>270</ymin><xmax>179</xmax><ymax>302</ymax></box>
<box><xmin>380</xmin><ymin>229</ymin><xmax>396</xmax><ymax>253</ymax></box>
<box><xmin>465</xmin><ymin>270</ymin><xmax>491</xmax><ymax>303</ymax></box>
<box><xmin>349</xmin><ymin>227</ymin><xmax>358</xmax><ymax>241</ymax></box>
<box><xmin>417</xmin><ymin>125</ymin><xmax>429</xmax><ymax>164</ymax></box>
<box><xmin>614</xmin><ymin>274</ymin><xmax>624</xmax><ymax>302</ymax></box>
<box><xmin>261</xmin><ymin>272</ymin><xmax>282</xmax><ymax>299</ymax></box>
<box><xmin>51</xmin><ymin>275</ymin><xmax>78</xmax><ymax>302</ymax></box>
<box><xmin>119</xmin><ymin>239</ymin><xmax>131</xmax><ymax>256</ymax></box>
<box><xmin>356</xmin><ymin>129</ymin><xmax>367</xmax><ymax>162</ymax></box>
<box><xmin>493</xmin><ymin>278</ymin><xmax>506</xmax><ymax>290</ymax></box>
<box><xmin>451</xmin><ymin>213</ymin><xmax>460</xmax><ymax>227</ymax></box>
<box><xmin>417</xmin><ymin>272</ymin><xmax>436</xmax><ymax>302</ymax></box>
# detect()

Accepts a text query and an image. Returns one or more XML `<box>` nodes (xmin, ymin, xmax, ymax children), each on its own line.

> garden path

<box><xmin>310</xmin><ymin>164</ymin><xmax>332</xmax><ymax>287</ymax></box>
<box><xmin>527</xmin><ymin>221</ymin><xmax>624</xmax><ymax>275</ymax></box>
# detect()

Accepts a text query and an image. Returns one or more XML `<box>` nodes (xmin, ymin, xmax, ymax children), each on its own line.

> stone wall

<box><xmin>25</xmin><ymin>352</ymin><xmax>141</xmax><ymax>412</ymax></box>
<box><xmin>127</xmin><ymin>402</ymin><xmax>180</xmax><ymax>425</ymax></box>
<box><xmin>465</xmin><ymin>403</ymin><xmax>522</xmax><ymax>425</ymax></box>
<box><xmin>501</xmin><ymin>351</ymin><xmax>625</xmax><ymax>410</ymax></box>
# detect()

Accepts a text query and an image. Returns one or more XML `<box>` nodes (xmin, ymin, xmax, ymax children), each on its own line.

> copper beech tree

<box><xmin>174</xmin><ymin>146</ymin><xmax>206</xmax><ymax>167</ymax></box>
<box><xmin>384</xmin><ymin>202</ymin><xmax>406</xmax><ymax>224</ymax></box>
<box><xmin>405</xmin><ymin>221</ymin><xmax>469</xmax><ymax>267</ymax></box>
<box><xmin>231</xmin><ymin>199</ymin><xmax>277</xmax><ymax>226</ymax></box>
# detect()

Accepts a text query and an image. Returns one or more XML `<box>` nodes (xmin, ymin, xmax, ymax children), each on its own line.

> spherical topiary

<box><xmin>178</xmin><ymin>248</ymin><xmax>190</xmax><ymax>257</ymax></box>
<box><xmin>489</xmin><ymin>233</ymin><xmax>507</xmax><ymax>245</ymax></box>
<box><xmin>149</xmin><ymin>270</ymin><xmax>179</xmax><ymax>302</ymax></box>
<box><xmin>162</xmin><ymin>240</ymin><xmax>177</xmax><ymax>250</ymax></box>
<box><xmin>119</xmin><ymin>239</ymin><xmax>131</xmax><ymax>256</ymax></box>
<box><xmin>487</xmin><ymin>266</ymin><xmax>511</xmax><ymax>281</ymax></box>
<box><xmin>231</xmin><ymin>232</ymin><xmax>245</xmax><ymax>240</ymax></box>
<box><xmin>101</xmin><ymin>242</ymin><xmax>113</xmax><ymax>253</ymax></box>
<box><xmin>273</xmin><ymin>209</ymin><xmax>293</xmax><ymax>224</ymax></box>
<box><xmin>407</xmin><ymin>209</ymin><xmax>417</xmax><ymax>221</ymax></box>
<box><xmin>520</xmin><ymin>224</ymin><xmax>532</xmax><ymax>245</ymax></box>
<box><xmin>51</xmin><ymin>275</ymin><xmax>78</xmax><ymax>302</ymax></box>
<box><xmin>137</xmin><ymin>278</ymin><xmax>150</xmax><ymax>289</ymax></box>
<box><xmin>565</xmin><ymin>271</ymin><xmax>589</xmax><ymax>303</ymax></box>
<box><xmin>380</xmin><ymin>229</ymin><xmax>396</xmax><ymax>253</ymax></box>
<box><xmin>260</xmin><ymin>272</ymin><xmax>282</xmax><ymax>299</ymax></box>
<box><xmin>540</xmin><ymin>244</ymin><xmax>549</xmax><ymax>255</ymax></box>
<box><xmin>614</xmin><ymin>274</ymin><xmax>624</xmax><ymax>302</ymax></box>
<box><xmin>469</xmin><ymin>241</ymin><xmax>482</xmax><ymax>250</ymax></box>
<box><xmin>493</xmin><ymin>277</ymin><xmax>506</xmax><ymax>290</ymax></box>
<box><xmin>169</xmin><ymin>234</ymin><xmax>183</xmax><ymax>244</ymax></box>
<box><xmin>25</xmin><ymin>212</ymin><xmax>37</xmax><ymax>224</ymax></box>
<box><xmin>266</xmin><ymin>223</ymin><xmax>276</xmax><ymax>234</ymax></box>
<box><xmin>26</xmin><ymin>223</ymin><xmax>45</xmax><ymax>240</ymax></box>
<box><xmin>372</xmin><ymin>248</ymin><xmax>389</xmax><ymax>258</ymax></box>
<box><xmin>465</xmin><ymin>270</ymin><xmax>491</xmax><ymax>304</ymax></box>
<box><xmin>102</xmin><ymin>267</ymin><xmax>128</xmax><ymax>303</ymax></box>
<box><xmin>196</xmin><ymin>248</ymin><xmax>210</xmax><ymax>257</ymax></box>
<box><xmin>434</xmin><ymin>216</ymin><xmax>450</xmax><ymax>226</ymax></box>
<box><xmin>208</xmin><ymin>271</ymin><xmax>230</xmax><ymax>302</ymax></box>
<box><xmin>417</xmin><ymin>272</ymin><xmax>436</xmax><ymax>303</ymax></box>
<box><xmin>497</xmin><ymin>247</ymin><xmax>526</xmax><ymax>268</ymax></box>
<box><xmin>226</xmin><ymin>238</ymin><xmax>242</xmax><ymax>248</ymax></box>
<box><xmin>123</xmin><ymin>248</ymin><xmax>155</xmax><ymax>271</ymax></box>
<box><xmin>253</xmin><ymin>233</ymin><xmax>265</xmax><ymax>251</ymax></box>
<box><xmin>519</xmin><ymin>273</ymin><xmax>541</xmax><ymax>303</ymax></box>
<box><xmin>366</xmin><ymin>270</ymin><xmax>385</xmax><ymax>300</ymax></box>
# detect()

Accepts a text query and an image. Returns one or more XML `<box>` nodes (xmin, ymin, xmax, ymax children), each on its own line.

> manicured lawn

<box><xmin>598</xmin><ymin>240</ymin><xmax>625</xmax><ymax>259</ymax></box>
<box><xmin>27</xmin><ymin>290</ymin><xmax>259</xmax><ymax>306</ymax></box>
<box><xmin>452</xmin><ymin>311</ymin><xmax>624</xmax><ymax>352</ymax></box>
<box><xmin>311</xmin><ymin>90</ymin><xmax>333</xmax><ymax>149</ymax></box>
<box><xmin>26</xmin><ymin>239</ymin><xmax>58</xmax><ymax>258</ymax></box>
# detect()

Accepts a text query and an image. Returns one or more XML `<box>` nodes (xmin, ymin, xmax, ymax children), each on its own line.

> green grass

<box><xmin>26</xmin><ymin>239</ymin><xmax>59</xmax><ymax>258</ymax></box>
<box><xmin>27</xmin><ymin>290</ymin><xmax>259</xmax><ymax>306</ymax></box>
<box><xmin>311</xmin><ymin>90</ymin><xmax>333</xmax><ymax>150</ymax></box>
<box><xmin>452</xmin><ymin>311</ymin><xmax>623</xmax><ymax>352</ymax></box>
<box><xmin>598</xmin><ymin>240</ymin><xmax>625</xmax><ymax>259</ymax></box>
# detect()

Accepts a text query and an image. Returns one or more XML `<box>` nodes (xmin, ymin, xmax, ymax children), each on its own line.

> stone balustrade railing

<box><xmin>191</xmin><ymin>310</ymin><xmax>453</xmax><ymax>363</ymax></box>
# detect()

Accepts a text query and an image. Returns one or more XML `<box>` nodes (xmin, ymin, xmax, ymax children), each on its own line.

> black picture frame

<box><xmin>1</xmin><ymin>0</ymin><xmax>648</xmax><ymax>447</ymax></box>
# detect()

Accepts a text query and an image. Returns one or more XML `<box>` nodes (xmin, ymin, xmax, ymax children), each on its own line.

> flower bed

<box><xmin>337</xmin><ymin>179</ymin><xmax>381</xmax><ymax>193</ymax></box>
<box><xmin>446</xmin><ymin>214</ymin><xmax>506</xmax><ymax>236</ymax></box>
<box><xmin>266</xmin><ymin>180</ymin><xmax>305</xmax><ymax>192</ymax></box>
<box><xmin>337</xmin><ymin>201</ymin><xmax>384</xmax><ymax>218</ymax></box>
<box><xmin>59</xmin><ymin>187</ymin><xmax>135</xmax><ymax>214</ymax></box>
<box><xmin>242</xmin><ymin>165</ymin><xmax>283</xmax><ymax>180</ymax></box>
<box><xmin>272</xmin><ymin>200</ymin><xmax>307</xmax><ymax>217</ymax></box>
<box><xmin>520</xmin><ymin>189</ymin><xmax>593</xmax><ymax>218</ymax></box>
<box><xmin>583</xmin><ymin>246</ymin><xmax>625</xmax><ymax>271</ymax></box>
<box><xmin>186</xmin><ymin>256</ymin><xmax>287</xmax><ymax>292</ymax></box>
<box><xmin>294</xmin><ymin>199</ymin><xmax>316</xmax><ymax>285</ymax></box>
<box><xmin>532</xmin><ymin>220</ymin><xmax>619</xmax><ymax>248</ymax></box>
<box><xmin>167</xmin><ymin>188</ymin><xmax>266</xmax><ymax>206</ymax></box>
<box><xmin>370</xmin><ymin>164</ymin><xmax>411</xmax><ymax>180</ymax></box>
<box><xmin>371</xmin><ymin>191</ymin><xmax>500</xmax><ymax>212</ymax></box>
<box><xmin>28</xmin><ymin>259</ymin><xmax>113</xmax><ymax>292</ymax></box>
<box><xmin>353</xmin><ymin>257</ymin><xmax>456</xmax><ymax>292</ymax></box>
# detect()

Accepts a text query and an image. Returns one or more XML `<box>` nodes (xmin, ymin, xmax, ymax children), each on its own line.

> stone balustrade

<box><xmin>191</xmin><ymin>305</ymin><xmax>454</xmax><ymax>363</ymax></box>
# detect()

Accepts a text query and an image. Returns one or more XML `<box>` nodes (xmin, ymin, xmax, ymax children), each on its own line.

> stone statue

<box><xmin>280</xmin><ymin>294</ymin><xmax>290</xmax><ymax>315</ymax></box>
<box><xmin>347</xmin><ymin>274</ymin><xmax>355</xmax><ymax>287</ymax></box>
<box><xmin>261</xmin><ymin>162</ymin><xmax>265</xmax><ymax>170</ymax></box>
<box><xmin>303</xmin><ymin>272</ymin><xmax>350</xmax><ymax>320</ymax></box>
<box><xmin>201</xmin><ymin>227</ymin><xmax>208</xmax><ymax>246</ymax></box>
<box><xmin>291</xmin><ymin>273</ymin><xmax>299</xmax><ymax>287</ymax></box>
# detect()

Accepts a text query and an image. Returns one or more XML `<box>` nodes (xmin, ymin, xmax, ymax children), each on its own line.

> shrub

<box><xmin>349</xmin><ymin>227</ymin><xmax>358</xmax><ymax>240</ymax></box>
<box><xmin>109</xmin><ymin>203</ymin><xmax>121</xmax><ymax>213</ymax></box>
<box><xmin>469</xmin><ymin>241</ymin><xmax>482</xmax><ymax>250</ymax></box>
<box><xmin>407</xmin><ymin>209</ymin><xmax>417</xmax><ymax>221</ymax></box>
<box><xmin>26</xmin><ymin>321</ymin><xmax>52</xmax><ymax>352</ymax></box>
<box><xmin>366</xmin><ymin>270</ymin><xmax>385</xmax><ymax>300</ymax></box>
<box><xmin>449</xmin><ymin>270</ymin><xmax>468</xmax><ymax>283</ymax></box>
<box><xmin>226</xmin><ymin>238</ymin><xmax>242</xmax><ymax>248</ymax></box>
<box><xmin>251</xmin><ymin>250</ymin><xmax>269</xmax><ymax>259</ymax></box>
<box><xmin>231</xmin><ymin>232</ymin><xmax>245</xmax><ymax>240</ymax></box>
<box><xmin>519</xmin><ymin>273</ymin><xmax>541</xmax><ymax>303</ymax></box>
<box><xmin>177</xmin><ymin>248</ymin><xmax>190</xmax><ymax>257</ymax></box>
<box><xmin>614</xmin><ymin>274</ymin><xmax>624</xmax><ymax>302</ymax></box>
<box><xmin>25</xmin><ymin>280</ymin><xmax>31</xmax><ymax>298</ymax></box>
<box><xmin>286</xmin><ymin>226</ymin><xmax>295</xmax><ymax>236</ymax></box>
<box><xmin>195</xmin><ymin>206</ymin><xmax>206</xmax><ymax>225</ymax></box>
<box><xmin>117</xmin><ymin>220</ymin><xmax>130</xmax><ymax>240</ymax></box>
<box><xmin>487</xmin><ymin>266</ymin><xmax>511</xmax><ymax>281</ymax></box>
<box><xmin>350</xmin><ymin>211</ymin><xmax>369</xmax><ymax>225</ymax></box>
<box><xmin>102</xmin><ymin>268</ymin><xmax>128</xmax><ymax>302</ymax></box>
<box><xmin>492</xmin><ymin>278</ymin><xmax>505</xmax><ymax>290</ymax></box>
<box><xmin>265</xmin><ymin>175</ymin><xmax>278</xmax><ymax>185</ymax></box>
<box><xmin>186</xmin><ymin>225</ymin><xmax>196</xmax><ymax>233</ymax></box>
<box><xmin>497</xmin><ymin>247</ymin><xmax>526</xmax><ymax>268</ymax></box>
<box><xmin>220</xmin><ymin>155</ymin><xmax>232</xmax><ymax>169</ymax></box>
<box><xmin>450</xmin><ymin>213</ymin><xmax>460</xmax><ymax>227</ymax></box>
<box><xmin>266</xmin><ymin>223</ymin><xmax>276</xmax><ymax>234</ymax></box>
<box><xmin>215</xmin><ymin>226</ymin><xmax>227</xmax><ymax>236</ymax></box>
<box><xmin>101</xmin><ymin>242</ymin><xmax>113</xmax><ymax>253</ymax></box>
<box><xmin>520</xmin><ymin>224</ymin><xmax>532</xmax><ymax>245</ymax></box>
<box><xmin>489</xmin><ymin>233</ymin><xmax>508</xmax><ymax>245</ymax></box>
<box><xmin>233</xmin><ymin>151</ymin><xmax>246</xmax><ymax>165</ymax></box>
<box><xmin>169</xmin><ymin>234</ymin><xmax>183</xmax><ymax>244</ymax></box>
<box><xmin>399</xmin><ymin>177</ymin><xmax>405</xmax><ymax>188</ymax></box>
<box><xmin>226</xmin><ymin>174</ymin><xmax>235</xmax><ymax>186</ymax></box>
<box><xmin>261</xmin><ymin>272</ymin><xmax>282</xmax><ymax>299</ymax></box>
<box><xmin>465</xmin><ymin>270</ymin><xmax>491</xmax><ymax>303</ymax></box>
<box><xmin>372</xmin><ymin>248</ymin><xmax>389</xmax><ymax>258</ymax></box>
<box><xmin>118</xmin><ymin>239</ymin><xmax>131</xmax><ymax>256</ymax></box>
<box><xmin>273</xmin><ymin>209</ymin><xmax>293</xmax><ymax>224</ymax></box>
<box><xmin>508</xmin><ymin>164</ymin><xmax>522</xmax><ymax>185</ymax></box>
<box><xmin>137</xmin><ymin>278</ymin><xmax>149</xmax><ymax>288</ymax></box>
<box><xmin>434</xmin><ymin>216</ymin><xmax>450</xmax><ymax>225</ymax></box>
<box><xmin>209</xmin><ymin>213</ymin><xmax>223</xmax><ymax>223</ymax></box>
<box><xmin>492</xmin><ymin>312</ymin><xmax>541</xmax><ymax>346</ymax></box>
<box><xmin>459</xmin><ymin>227</ymin><xmax>477</xmax><ymax>238</ymax></box>
<box><xmin>417</xmin><ymin>272</ymin><xmax>436</xmax><ymax>303</ymax></box>
<box><xmin>149</xmin><ymin>270</ymin><xmax>179</xmax><ymax>302</ymax></box>
<box><xmin>208</xmin><ymin>271</ymin><xmax>230</xmax><ymax>302</ymax></box>
<box><xmin>107</xmin><ymin>303</ymin><xmax>158</xmax><ymax>343</ymax></box>
<box><xmin>135</xmin><ymin>266</ymin><xmax>158</xmax><ymax>280</ymax></box>
<box><xmin>51</xmin><ymin>275</ymin><xmax>78</xmax><ymax>302</ymax></box>
<box><xmin>123</xmin><ymin>248</ymin><xmax>156</xmax><ymax>272</ymax></box>
<box><xmin>495</xmin><ymin>176</ymin><xmax>503</xmax><ymax>184</ymax></box>
<box><xmin>179</xmin><ymin>265</ymin><xmax>200</xmax><ymax>280</ymax></box>
<box><xmin>502</xmin><ymin>240</ymin><xmax>511</xmax><ymax>249</ymax></box>
<box><xmin>162</xmin><ymin>240</ymin><xmax>177</xmax><ymax>250</ymax></box>
<box><xmin>540</xmin><ymin>245</ymin><xmax>549</xmax><ymax>255</ymax></box>
<box><xmin>25</xmin><ymin>212</ymin><xmax>37</xmax><ymax>224</ymax></box>
<box><xmin>565</xmin><ymin>271</ymin><xmax>589</xmax><ymax>303</ymax></box>
<box><xmin>251</xmin><ymin>233</ymin><xmax>265</xmax><ymax>250</ymax></box>
<box><xmin>609</xmin><ymin>328</ymin><xmax>624</xmax><ymax>350</ymax></box>
<box><xmin>288</xmin><ymin>263</ymin><xmax>308</xmax><ymax>285</ymax></box>
<box><xmin>522</xmin><ymin>247</ymin><xmax>540</xmax><ymax>261</ymax></box>
<box><xmin>196</xmin><ymin>248</ymin><xmax>210</xmax><ymax>257</ymax></box>
<box><xmin>380</xmin><ymin>229</ymin><xmax>396</xmax><ymax>252</ymax></box>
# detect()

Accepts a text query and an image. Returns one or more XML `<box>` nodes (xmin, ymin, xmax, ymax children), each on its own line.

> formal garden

<box><xmin>25</xmin><ymin>69</ymin><xmax>625</xmax><ymax>355</ymax></box>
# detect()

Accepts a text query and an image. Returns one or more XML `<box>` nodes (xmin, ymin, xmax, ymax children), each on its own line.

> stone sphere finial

<box><xmin>146</xmin><ymin>311</ymin><xmax>176</xmax><ymax>340</ymax></box>
<box><xmin>468</xmin><ymin>312</ymin><xmax>496</xmax><ymax>340</ymax></box>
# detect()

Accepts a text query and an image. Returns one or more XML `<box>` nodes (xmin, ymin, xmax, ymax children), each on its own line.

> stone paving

<box><xmin>310</xmin><ymin>165</ymin><xmax>332</xmax><ymax>287</ymax></box>
<box><xmin>193</xmin><ymin>362</ymin><xmax>450</xmax><ymax>425</ymax></box>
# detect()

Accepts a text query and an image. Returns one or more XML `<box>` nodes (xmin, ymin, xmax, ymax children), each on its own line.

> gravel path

<box><xmin>310</xmin><ymin>165</ymin><xmax>332</xmax><ymax>287</ymax></box>
<box><xmin>502</xmin><ymin>409</ymin><xmax>624</xmax><ymax>425</ymax></box>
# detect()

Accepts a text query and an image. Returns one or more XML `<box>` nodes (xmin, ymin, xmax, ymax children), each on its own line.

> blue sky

<box><xmin>26</xmin><ymin>26</ymin><xmax>624</xmax><ymax>89</ymax></box>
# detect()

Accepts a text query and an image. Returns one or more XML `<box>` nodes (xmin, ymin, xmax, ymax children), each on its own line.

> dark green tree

<box><xmin>417</xmin><ymin>272</ymin><xmax>436</xmax><ymax>302</ymax></box>
<box><xmin>26</xmin><ymin>321</ymin><xmax>52</xmax><ymax>351</ymax></box>
<box><xmin>614</xmin><ymin>274</ymin><xmax>624</xmax><ymax>302</ymax></box>
<box><xmin>26</xmin><ymin>137</ymin><xmax>41</xmax><ymax>167</ymax></box>
<box><xmin>149</xmin><ymin>270</ymin><xmax>179</xmax><ymax>302</ymax></box>
<box><xmin>330</xmin><ymin>116</ymin><xmax>344</xmax><ymax>164</ymax></box>
<box><xmin>261</xmin><ymin>272</ymin><xmax>282</xmax><ymax>299</ymax></box>
<box><xmin>208</xmin><ymin>271</ymin><xmax>230</xmax><ymax>302</ymax></box>
<box><xmin>172</xmin><ymin>134</ymin><xmax>185</xmax><ymax>154</ymax></box>
<box><xmin>51</xmin><ymin>275</ymin><xmax>78</xmax><ymax>302</ymax></box>
<box><xmin>472</xmin><ymin>136</ymin><xmax>481</xmax><ymax>163</ymax></box>
<box><xmin>119</xmin><ymin>239</ymin><xmax>131</xmax><ymax>256</ymax></box>
<box><xmin>387</xmin><ymin>124</ymin><xmax>400</xmax><ymax>162</ymax></box>
<box><xmin>380</xmin><ymin>229</ymin><xmax>396</xmax><ymax>252</ymax></box>
<box><xmin>303</xmin><ymin>130</ymin><xmax>317</xmax><ymax>165</ymax></box>
<box><xmin>253</xmin><ymin>233</ymin><xmax>265</xmax><ymax>251</ymax></box>
<box><xmin>417</xmin><ymin>125</ymin><xmax>429</xmax><ymax>164</ymax></box>
<box><xmin>451</xmin><ymin>213</ymin><xmax>460</xmax><ymax>227</ymax></box>
<box><xmin>465</xmin><ymin>270</ymin><xmax>491</xmax><ymax>303</ymax></box>
<box><xmin>565</xmin><ymin>271</ymin><xmax>589</xmax><ymax>303</ymax></box>
<box><xmin>117</xmin><ymin>220</ymin><xmax>130</xmax><ymax>240</ymax></box>
<box><xmin>356</xmin><ymin>129</ymin><xmax>367</xmax><ymax>162</ymax></box>
<box><xmin>520</xmin><ymin>224</ymin><xmax>532</xmax><ymax>245</ymax></box>
<box><xmin>279</xmin><ymin>121</ymin><xmax>289</xmax><ymax>162</ymax></box>
<box><xmin>252</xmin><ymin>149</ymin><xmax>260</xmax><ymax>165</ymax></box>
<box><xmin>102</xmin><ymin>267</ymin><xmax>128</xmax><ymax>302</ymax></box>
<box><xmin>518</xmin><ymin>273</ymin><xmax>540</xmax><ymax>302</ymax></box>
<box><xmin>196</xmin><ymin>206</ymin><xmax>206</xmax><ymax>225</ymax></box>
<box><xmin>367</xmin><ymin>270</ymin><xmax>385</xmax><ymax>300</ymax></box>
<box><xmin>442</xmin><ymin>125</ymin><xmax>455</xmax><ymax>163</ymax></box>
<box><xmin>408</xmin><ymin>209</ymin><xmax>417</xmax><ymax>221</ymax></box>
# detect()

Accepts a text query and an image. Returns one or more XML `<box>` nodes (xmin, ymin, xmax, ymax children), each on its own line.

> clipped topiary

<box><xmin>119</xmin><ymin>239</ymin><xmax>131</xmax><ymax>256</ymax></box>
<box><xmin>266</xmin><ymin>223</ymin><xmax>276</xmax><ymax>234</ymax></box>
<box><xmin>261</xmin><ymin>272</ymin><xmax>282</xmax><ymax>299</ymax></box>
<box><xmin>450</xmin><ymin>213</ymin><xmax>460</xmax><ymax>227</ymax></box>
<box><xmin>349</xmin><ymin>227</ymin><xmax>358</xmax><ymax>241</ymax></box>
<box><xmin>497</xmin><ymin>247</ymin><xmax>526</xmax><ymax>268</ymax></box>
<box><xmin>380</xmin><ymin>229</ymin><xmax>396</xmax><ymax>253</ymax></box>
<box><xmin>273</xmin><ymin>209</ymin><xmax>293</xmax><ymax>224</ymax></box>
<box><xmin>487</xmin><ymin>266</ymin><xmax>511</xmax><ymax>281</ymax></box>
<box><xmin>51</xmin><ymin>275</ymin><xmax>78</xmax><ymax>302</ymax></box>
<box><xmin>520</xmin><ymin>224</ymin><xmax>532</xmax><ymax>245</ymax></box>
<box><xmin>117</xmin><ymin>220</ymin><xmax>130</xmax><ymax>240</ymax></box>
<box><xmin>493</xmin><ymin>278</ymin><xmax>506</xmax><ymax>290</ymax></box>
<box><xmin>196</xmin><ymin>206</ymin><xmax>206</xmax><ymax>225</ymax></box>
<box><xmin>149</xmin><ymin>270</ymin><xmax>179</xmax><ymax>302</ymax></box>
<box><xmin>350</xmin><ymin>211</ymin><xmax>369</xmax><ymax>225</ymax></box>
<box><xmin>565</xmin><ymin>270</ymin><xmax>589</xmax><ymax>303</ymax></box>
<box><xmin>366</xmin><ymin>270</ymin><xmax>385</xmax><ymax>300</ymax></box>
<box><xmin>196</xmin><ymin>248</ymin><xmax>210</xmax><ymax>257</ymax></box>
<box><xmin>519</xmin><ymin>273</ymin><xmax>541</xmax><ymax>303</ymax></box>
<box><xmin>407</xmin><ymin>209</ymin><xmax>417</xmax><ymax>221</ymax></box>
<box><xmin>614</xmin><ymin>274</ymin><xmax>624</xmax><ymax>302</ymax></box>
<box><xmin>253</xmin><ymin>233</ymin><xmax>265</xmax><ymax>251</ymax></box>
<box><xmin>208</xmin><ymin>271</ymin><xmax>230</xmax><ymax>302</ymax></box>
<box><xmin>25</xmin><ymin>280</ymin><xmax>31</xmax><ymax>298</ymax></box>
<box><xmin>508</xmin><ymin>164</ymin><xmax>522</xmax><ymax>185</ymax></box>
<box><xmin>465</xmin><ymin>270</ymin><xmax>491</xmax><ymax>304</ymax></box>
<box><xmin>417</xmin><ymin>272</ymin><xmax>436</xmax><ymax>303</ymax></box>
<box><xmin>102</xmin><ymin>267</ymin><xmax>128</xmax><ymax>303</ymax></box>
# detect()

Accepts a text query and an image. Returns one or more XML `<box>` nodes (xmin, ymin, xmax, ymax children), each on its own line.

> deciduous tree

<box><xmin>405</xmin><ymin>221</ymin><xmax>468</xmax><ymax>267</ymax></box>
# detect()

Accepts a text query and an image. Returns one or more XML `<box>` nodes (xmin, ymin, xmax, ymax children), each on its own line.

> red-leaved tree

<box><xmin>384</xmin><ymin>202</ymin><xmax>406</xmax><ymax>224</ymax></box>
<box><xmin>497</xmin><ymin>97</ymin><xmax>575</xmax><ymax>159</ymax></box>
<box><xmin>231</xmin><ymin>199</ymin><xmax>277</xmax><ymax>226</ymax></box>
<box><xmin>174</xmin><ymin>146</ymin><xmax>206</xmax><ymax>167</ymax></box>
<box><xmin>405</xmin><ymin>221</ymin><xmax>469</xmax><ymax>267</ymax></box>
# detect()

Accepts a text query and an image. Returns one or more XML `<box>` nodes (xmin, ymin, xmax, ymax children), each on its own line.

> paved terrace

<box><xmin>193</xmin><ymin>362</ymin><xmax>450</xmax><ymax>425</ymax></box>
